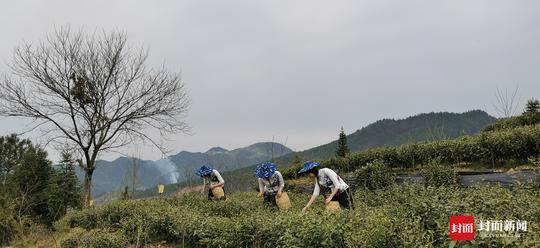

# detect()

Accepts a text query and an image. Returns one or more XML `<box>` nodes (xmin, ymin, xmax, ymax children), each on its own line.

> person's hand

<box><xmin>302</xmin><ymin>206</ymin><xmax>309</xmax><ymax>212</ymax></box>
<box><xmin>276</xmin><ymin>191</ymin><xmax>283</xmax><ymax>198</ymax></box>
<box><xmin>324</xmin><ymin>197</ymin><xmax>332</xmax><ymax>205</ymax></box>
<box><xmin>257</xmin><ymin>192</ymin><xmax>263</xmax><ymax>198</ymax></box>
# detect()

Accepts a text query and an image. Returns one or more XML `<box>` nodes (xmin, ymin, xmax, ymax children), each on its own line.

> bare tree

<box><xmin>0</xmin><ymin>27</ymin><xmax>190</xmax><ymax>207</ymax></box>
<box><xmin>493</xmin><ymin>86</ymin><xmax>521</xmax><ymax>118</ymax></box>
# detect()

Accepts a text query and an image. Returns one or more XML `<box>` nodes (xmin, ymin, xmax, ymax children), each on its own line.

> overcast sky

<box><xmin>1</xmin><ymin>0</ymin><xmax>539</xmax><ymax>162</ymax></box>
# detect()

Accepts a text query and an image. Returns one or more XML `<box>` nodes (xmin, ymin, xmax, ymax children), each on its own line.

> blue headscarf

<box><xmin>255</xmin><ymin>162</ymin><xmax>277</xmax><ymax>178</ymax></box>
<box><xmin>195</xmin><ymin>165</ymin><xmax>213</xmax><ymax>177</ymax></box>
<box><xmin>298</xmin><ymin>161</ymin><xmax>320</xmax><ymax>174</ymax></box>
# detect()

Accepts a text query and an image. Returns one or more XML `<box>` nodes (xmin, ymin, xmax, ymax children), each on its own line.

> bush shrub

<box><xmin>281</xmin><ymin>153</ymin><xmax>306</xmax><ymax>180</ymax></box>
<box><xmin>421</xmin><ymin>161</ymin><xmax>458</xmax><ymax>187</ymax></box>
<box><xmin>344</xmin><ymin>208</ymin><xmax>402</xmax><ymax>247</ymax></box>
<box><xmin>55</xmin><ymin>184</ymin><xmax>540</xmax><ymax>247</ymax></box>
<box><xmin>0</xmin><ymin>207</ymin><xmax>17</xmax><ymax>246</ymax></box>
<box><xmin>339</xmin><ymin>124</ymin><xmax>540</xmax><ymax>172</ymax></box>
<box><xmin>482</xmin><ymin>112</ymin><xmax>540</xmax><ymax>132</ymax></box>
<box><xmin>281</xmin><ymin>164</ymin><xmax>301</xmax><ymax>179</ymax></box>
<box><xmin>529</xmin><ymin>156</ymin><xmax>540</xmax><ymax>167</ymax></box>
<box><xmin>59</xmin><ymin>227</ymin><xmax>86</xmax><ymax>248</ymax></box>
<box><xmin>63</xmin><ymin>208</ymin><xmax>98</xmax><ymax>229</ymax></box>
<box><xmin>60</xmin><ymin>229</ymin><xmax>128</xmax><ymax>248</ymax></box>
<box><xmin>322</xmin><ymin>156</ymin><xmax>351</xmax><ymax>172</ymax></box>
<box><xmin>354</xmin><ymin>160</ymin><xmax>395</xmax><ymax>190</ymax></box>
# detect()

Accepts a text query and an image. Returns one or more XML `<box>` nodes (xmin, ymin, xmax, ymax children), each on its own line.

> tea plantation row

<box><xmin>313</xmin><ymin>124</ymin><xmax>540</xmax><ymax>174</ymax></box>
<box><xmin>55</xmin><ymin>184</ymin><xmax>540</xmax><ymax>247</ymax></box>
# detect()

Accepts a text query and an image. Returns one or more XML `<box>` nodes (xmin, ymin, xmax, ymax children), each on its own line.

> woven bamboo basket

<box><xmin>326</xmin><ymin>201</ymin><xmax>341</xmax><ymax>212</ymax></box>
<box><xmin>276</xmin><ymin>192</ymin><xmax>292</xmax><ymax>210</ymax></box>
<box><xmin>212</xmin><ymin>186</ymin><xmax>225</xmax><ymax>199</ymax></box>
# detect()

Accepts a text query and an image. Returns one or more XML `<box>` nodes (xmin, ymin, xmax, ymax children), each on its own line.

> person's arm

<box><xmin>325</xmin><ymin>170</ymin><xmax>341</xmax><ymax>204</ymax></box>
<box><xmin>276</xmin><ymin>171</ymin><xmax>285</xmax><ymax>198</ymax></box>
<box><xmin>302</xmin><ymin>179</ymin><xmax>320</xmax><ymax>212</ymax></box>
<box><xmin>257</xmin><ymin>178</ymin><xmax>264</xmax><ymax>197</ymax></box>
<box><xmin>326</xmin><ymin>188</ymin><xmax>339</xmax><ymax>205</ymax></box>
<box><xmin>211</xmin><ymin>170</ymin><xmax>225</xmax><ymax>189</ymax></box>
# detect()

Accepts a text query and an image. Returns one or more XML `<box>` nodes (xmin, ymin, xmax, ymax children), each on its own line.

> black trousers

<box><xmin>263</xmin><ymin>192</ymin><xmax>277</xmax><ymax>208</ymax></box>
<box><xmin>330</xmin><ymin>188</ymin><xmax>354</xmax><ymax>210</ymax></box>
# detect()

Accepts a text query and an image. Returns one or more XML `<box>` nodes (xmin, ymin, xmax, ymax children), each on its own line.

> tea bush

<box><xmin>281</xmin><ymin>164</ymin><xmax>301</xmax><ymax>179</ymax></box>
<box><xmin>331</xmin><ymin>124</ymin><xmax>540</xmax><ymax>172</ymax></box>
<box><xmin>322</xmin><ymin>156</ymin><xmax>351</xmax><ymax>173</ymax></box>
<box><xmin>353</xmin><ymin>160</ymin><xmax>395</xmax><ymax>190</ymax></box>
<box><xmin>482</xmin><ymin>112</ymin><xmax>540</xmax><ymax>132</ymax></box>
<box><xmin>60</xmin><ymin>229</ymin><xmax>128</xmax><ymax>248</ymax></box>
<box><xmin>421</xmin><ymin>160</ymin><xmax>458</xmax><ymax>187</ymax></box>
<box><xmin>55</xmin><ymin>183</ymin><xmax>540</xmax><ymax>247</ymax></box>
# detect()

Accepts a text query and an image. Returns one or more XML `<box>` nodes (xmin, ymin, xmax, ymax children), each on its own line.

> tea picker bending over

<box><xmin>256</xmin><ymin>162</ymin><xmax>285</xmax><ymax>207</ymax></box>
<box><xmin>299</xmin><ymin>161</ymin><xmax>353</xmax><ymax>211</ymax></box>
<box><xmin>195</xmin><ymin>165</ymin><xmax>225</xmax><ymax>200</ymax></box>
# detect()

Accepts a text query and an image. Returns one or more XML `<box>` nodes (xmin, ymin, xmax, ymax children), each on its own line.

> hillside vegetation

<box><xmin>316</xmin><ymin>123</ymin><xmax>540</xmax><ymax>173</ymax></box>
<box><xmin>281</xmin><ymin>108</ymin><xmax>540</xmax><ymax>179</ymax></box>
<box><xmin>278</xmin><ymin>110</ymin><xmax>495</xmax><ymax>164</ymax></box>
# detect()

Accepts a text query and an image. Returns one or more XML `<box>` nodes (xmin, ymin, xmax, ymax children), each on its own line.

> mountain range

<box><xmin>78</xmin><ymin>142</ymin><xmax>292</xmax><ymax>197</ymax></box>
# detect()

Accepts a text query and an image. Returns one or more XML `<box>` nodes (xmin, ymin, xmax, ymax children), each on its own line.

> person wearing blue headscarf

<box><xmin>195</xmin><ymin>165</ymin><xmax>225</xmax><ymax>200</ymax></box>
<box><xmin>298</xmin><ymin>161</ymin><xmax>353</xmax><ymax>211</ymax></box>
<box><xmin>256</xmin><ymin>162</ymin><xmax>284</xmax><ymax>207</ymax></box>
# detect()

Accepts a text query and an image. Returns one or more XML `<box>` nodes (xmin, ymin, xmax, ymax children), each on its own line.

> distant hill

<box><xmin>276</xmin><ymin>110</ymin><xmax>496</xmax><ymax>164</ymax></box>
<box><xmin>77</xmin><ymin>142</ymin><xmax>292</xmax><ymax>197</ymax></box>
<box><xmin>165</xmin><ymin>142</ymin><xmax>292</xmax><ymax>182</ymax></box>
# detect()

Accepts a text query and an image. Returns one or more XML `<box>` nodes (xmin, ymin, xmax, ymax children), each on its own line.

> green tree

<box><xmin>525</xmin><ymin>99</ymin><xmax>540</xmax><ymax>114</ymax></box>
<box><xmin>335</xmin><ymin>127</ymin><xmax>350</xmax><ymax>158</ymax></box>
<box><xmin>46</xmin><ymin>151</ymin><xmax>81</xmax><ymax>222</ymax></box>
<box><xmin>0</xmin><ymin>134</ymin><xmax>32</xmax><ymax>186</ymax></box>
<box><xmin>9</xmin><ymin>146</ymin><xmax>52</xmax><ymax>223</ymax></box>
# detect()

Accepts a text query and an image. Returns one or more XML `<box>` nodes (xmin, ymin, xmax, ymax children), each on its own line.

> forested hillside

<box><xmin>277</xmin><ymin>110</ymin><xmax>495</xmax><ymax>164</ymax></box>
